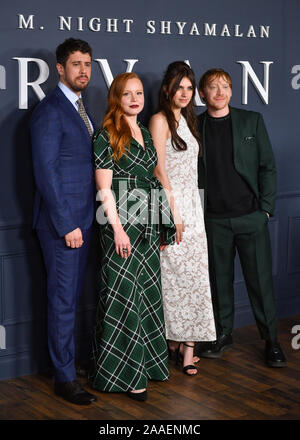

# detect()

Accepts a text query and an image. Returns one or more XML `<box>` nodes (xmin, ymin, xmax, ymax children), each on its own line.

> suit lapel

<box><xmin>54</xmin><ymin>86</ymin><xmax>92</xmax><ymax>143</ymax></box>
<box><xmin>230</xmin><ymin>106</ymin><xmax>242</xmax><ymax>167</ymax></box>
<box><xmin>199</xmin><ymin>111</ymin><xmax>208</xmax><ymax>167</ymax></box>
<box><xmin>86</xmin><ymin>109</ymin><xmax>96</xmax><ymax>132</ymax></box>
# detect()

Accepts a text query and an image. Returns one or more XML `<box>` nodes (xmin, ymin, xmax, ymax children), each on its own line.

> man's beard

<box><xmin>69</xmin><ymin>76</ymin><xmax>90</xmax><ymax>92</ymax></box>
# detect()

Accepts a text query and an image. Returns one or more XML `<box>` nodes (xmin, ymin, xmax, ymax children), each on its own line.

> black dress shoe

<box><xmin>54</xmin><ymin>380</ymin><xmax>98</xmax><ymax>405</ymax></box>
<box><xmin>126</xmin><ymin>390</ymin><xmax>147</xmax><ymax>402</ymax></box>
<box><xmin>265</xmin><ymin>341</ymin><xmax>287</xmax><ymax>368</ymax></box>
<box><xmin>197</xmin><ymin>334</ymin><xmax>233</xmax><ymax>359</ymax></box>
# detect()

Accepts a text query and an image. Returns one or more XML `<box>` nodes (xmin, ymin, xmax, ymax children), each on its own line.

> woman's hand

<box><xmin>160</xmin><ymin>244</ymin><xmax>168</xmax><ymax>251</ymax></box>
<box><xmin>160</xmin><ymin>235</ymin><xmax>168</xmax><ymax>251</ymax></box>
<box><xmin>114</xmin><ymin>227</ymin><xmax>131</xmax><ymax>258</ymax></box>
<box><xmin>95</xmin><ymin>169</ymin><xmax>131</xmax><ymax>259</ymax></box>
<box><xmin>175</xmin><ymin>219</ymin><xmax>185</xmax><ymax>244</ymax></box>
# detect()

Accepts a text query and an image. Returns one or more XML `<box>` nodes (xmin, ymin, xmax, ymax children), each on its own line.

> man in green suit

<box><xmin>196</xmin><ymin>68</ymin><xmax>286</xmax><ymax>367</ymax></box>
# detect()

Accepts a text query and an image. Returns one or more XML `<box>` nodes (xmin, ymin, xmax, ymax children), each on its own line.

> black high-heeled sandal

<box><xmin>126</xmin><ymin>389</ymin><xmax>147</xmax><ymax>402</ymax></box>
<box><xmin>177</xmin><ymin>342</ymin><xmax>198</xmax><ymax>376</ymax></box>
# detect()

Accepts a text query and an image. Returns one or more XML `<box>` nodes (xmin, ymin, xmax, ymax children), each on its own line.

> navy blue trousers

<box><xmin>37</xmin><ymin>228</ymin><xmax>92</xmax><ymax>383</ymax></box>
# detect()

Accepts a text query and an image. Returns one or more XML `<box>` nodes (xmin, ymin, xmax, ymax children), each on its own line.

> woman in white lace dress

<box><xmin>149</xmin><ymin>62</ymin><xmax>216</xmax><ymax>375</ymax></box>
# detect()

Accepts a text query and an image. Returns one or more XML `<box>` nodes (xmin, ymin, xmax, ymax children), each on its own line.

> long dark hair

<box><xmin>158</xmin><ymin>61</ymin><xmax>202</xmax><ymax>154</ymax></box>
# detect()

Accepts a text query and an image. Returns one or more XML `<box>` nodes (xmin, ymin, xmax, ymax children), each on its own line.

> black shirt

<box><xmin>205</xmin><ymin>112</ymin><xmax>258</xmax><ymax>218</ymax></box>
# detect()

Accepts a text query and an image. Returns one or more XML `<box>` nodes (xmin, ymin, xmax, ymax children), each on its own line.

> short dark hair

<box><xmin>56</xmin><ymin>38</ymin><xmax>92</xmax><ymax>66</ymax></box>
<box><xmin>199</xmin><ymin>68</ymin><xmax>232</xmax><ymax>91</ymax></box>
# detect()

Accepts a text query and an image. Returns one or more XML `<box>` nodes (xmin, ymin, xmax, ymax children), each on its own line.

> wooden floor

<box><xmin>0</xmin><ymin>315</ymin><xmax>299</xmax><ymax>420</ymax></box>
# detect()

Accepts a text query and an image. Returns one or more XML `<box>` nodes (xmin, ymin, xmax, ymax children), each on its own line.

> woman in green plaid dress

<box><xmin>88</xmin><ymin>73</ymin><xmax>175</xmax><ymax>401</ymax></box>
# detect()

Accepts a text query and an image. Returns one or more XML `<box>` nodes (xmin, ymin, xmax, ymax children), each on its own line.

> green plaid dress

<box><xmin>88</xmin><ymin>123</ymin><xmax>175</xmax><ymax>392</ymax></box>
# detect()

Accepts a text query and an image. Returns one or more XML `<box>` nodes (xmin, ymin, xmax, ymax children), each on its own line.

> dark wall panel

<box><xmin>0</xmin><ymin>0</ymin><xmax>299</xmax><ymax>379</ymax></box>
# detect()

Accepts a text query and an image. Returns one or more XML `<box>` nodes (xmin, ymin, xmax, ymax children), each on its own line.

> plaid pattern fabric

<box><xmin>89</xmin><ymin>124</ymin><xmax>175</xmax><ymax>392</ymax></box>
<box><xmin>77</xmin><ymin>98</ymin><xmax>93</xmax><ymax>137</ymax></box>
<box><xmin>111</xmin><ymin>174</ymin><xmax>175</xmax><ymax>245</ymax></box>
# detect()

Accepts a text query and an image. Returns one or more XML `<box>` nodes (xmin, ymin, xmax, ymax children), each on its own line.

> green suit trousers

<box><xmin>205</xmin><ymin>210</ymin><xmax>277</xmax><ymax>341</ymax></box>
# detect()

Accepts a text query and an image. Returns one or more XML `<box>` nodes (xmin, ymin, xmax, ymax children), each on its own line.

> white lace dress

<box><xmin>160</xmin><ymin>116</ymin><xmax>216</xmax><ymax>342</ymax></box>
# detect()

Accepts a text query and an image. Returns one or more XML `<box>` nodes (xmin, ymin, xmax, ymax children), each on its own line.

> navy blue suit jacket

<box><xmin>30</xmin><ymin>86</ymin><xmax>95</xmax><ymax>237</ymax></box>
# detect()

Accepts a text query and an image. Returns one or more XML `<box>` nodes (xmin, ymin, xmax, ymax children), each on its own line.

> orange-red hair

<box><xmin>102</xmin><ymin>72</ymin><xmax>142</xmax><ymax>161</ymax></box>
<box><xmin>199</xmin><ymin>68</ymin><xmax>232</xmax><ymax>91</ymax></box>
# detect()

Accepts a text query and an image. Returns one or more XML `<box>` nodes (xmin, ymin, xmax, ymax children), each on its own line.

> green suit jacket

<box><xmin>198</xmin><ymin>106</ymin><xmax>277</xmax><ymax>216</ymax></box>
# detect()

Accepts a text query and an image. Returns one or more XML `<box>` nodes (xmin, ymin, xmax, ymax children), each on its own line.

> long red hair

<box><xmin>102</xmin><ymin>72</ymin><xmax>142</xmax><ymax>161</ymax></box>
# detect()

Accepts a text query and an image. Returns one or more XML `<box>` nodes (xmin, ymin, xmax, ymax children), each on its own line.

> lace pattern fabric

<box><xmin>160</xmin><ymin>116</ymin><xmax>216</xmax><ymax>341</ymax></box>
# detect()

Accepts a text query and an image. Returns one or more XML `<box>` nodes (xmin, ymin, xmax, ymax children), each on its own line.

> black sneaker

<box><xmin>197</xmin><ymin>334</ymin><xmax>233</xmax><ymax>359</ymax></box>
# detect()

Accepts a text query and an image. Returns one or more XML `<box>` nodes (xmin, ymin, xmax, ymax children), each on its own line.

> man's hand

<box><xmin>65</xmin><ymin>228</ymin><xmax>83</xmax><ymax>248</ymax></box>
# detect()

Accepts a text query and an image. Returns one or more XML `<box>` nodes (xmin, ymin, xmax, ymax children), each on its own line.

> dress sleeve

<box><xmin>93</xmin><ymin>129</ymin><xmax>114</xmax><ymax>170</ymax></box>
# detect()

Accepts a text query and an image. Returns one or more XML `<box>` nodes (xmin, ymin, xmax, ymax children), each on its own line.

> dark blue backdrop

<box><xmin>0</xmin><ymin>0</ymin><xmax>299</xmax><ymax>380</ymax></box>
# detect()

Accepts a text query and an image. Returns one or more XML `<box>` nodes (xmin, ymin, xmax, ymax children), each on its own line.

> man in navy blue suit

<box><xmin>31</xmin><ymin>39</ymin><xmax>97</xmax><ymax>405</ymax></box>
